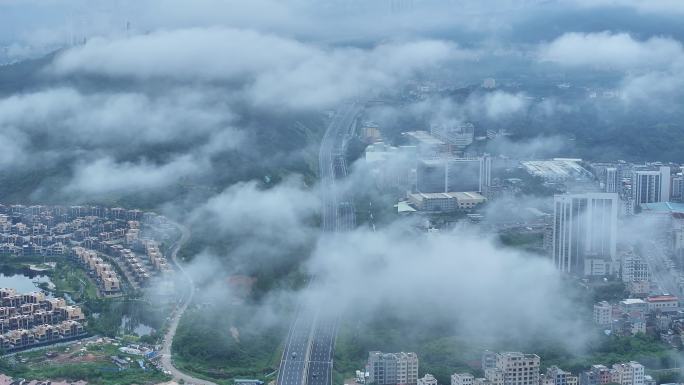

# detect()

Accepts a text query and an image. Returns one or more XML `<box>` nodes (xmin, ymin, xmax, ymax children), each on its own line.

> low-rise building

<box><xmin>408</xmin><ymin>192</ymin><xmax>486</xmax><ymax>212</ymax></box>
<box><xmin>418</xmin><ymin>374</ymin><xmax>438</xmax><ymax>385</ymax></box>
<box><xmin>452</xmin><ymin>373</ymin><xmax>474</xmax><ymax>385</ymax></box>
<box><xmin>646</xmin><ymin>295</ymin><xmax>679</xmax><ymax>312</ymax></box>
<box><xmin>619</xmin><ymin>299</ymin><xmax>648</xmax><ymax>314</ymax></box>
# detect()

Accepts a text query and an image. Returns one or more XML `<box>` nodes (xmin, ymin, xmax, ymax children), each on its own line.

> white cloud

<box><xmin>0</xmin><ymin>129</ymin><xmax>27</xmax><ymax>169</ymax></box>
<box><xmin>302</xmin><ymin>224</ymin><xmax>588</xmax><ymax>346</ymax></box>
<box><xmin>571</xmin><ymin>0</ymin><xmax>684</xmax><ymax>15</ymax></box>
<box><xmin>64</xmin><ymin>155</ymin><xmax>206</xmax><ymax>195</ymax></box>
<box><xmin>538</xmin><ymin>32</ymin><xmax>684</xmax><ymax>70</ymax></box>
<box><xmin>190</xmin><ymin>177</ymin><xmax>319</xmax><ymax>243</ymax></box>
<box><xmin>0</xmin><ymin>87</ymin><xmax>237</xmax><ymax>148</ymax></box>
<box><xmin>619</xmin><ymin>70</ymin><xmax>684</xmax><ymax>104</ymax></box>
<box><xmin>186</xmin><ymin>177</ymin><xmax>320</xmax><ymax>270</ymax></box>
<box><xmin>50</xmin><ymin>27</ymin><xmax>470</xmax><ymax>109</ymax></box>
<box><xmin>538</xmin><ymin>32</ymin><xmax>684</xmax><ymax>104</ymax></box>
<box><xmin>485</xmin><ymin>135</ymin><xmax>566</xmax><ymax>159</ymax></box>
<box><xmin>473</xmin><ymin>91</ymin><xmax>530</xmax><ymax>119</ymax></box>
<box><xmin>51</xmin><ymin>28</ymin><xmax>314</xmax><ymax>81</ymax></box>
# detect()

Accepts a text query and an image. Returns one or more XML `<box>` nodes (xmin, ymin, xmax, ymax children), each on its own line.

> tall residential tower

<box><xmin>552</xmin><ymin>193</ymin><xmax>618</xmax><ymax>275</ymax></box>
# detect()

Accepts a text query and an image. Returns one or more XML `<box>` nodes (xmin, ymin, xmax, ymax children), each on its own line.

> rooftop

<box><xmin>621</xmin><ymin>298</ymin><xmax>646</xmax><ymax>305</ymax></box>
<box><xmin>646</xmin><ymin>295</ymin><xmax>679</xmax><ymax>302</ymax></box>
<box><xmin>404</xmin><ymin>131</ymin><xmax>445</xmax><ymax>146</ymax></box>
<box><xmin>640</xmin><ymin>202</ymin><xmax>684</xmax><ymax>214</ymax></box>
<box><xmin>409</xmin><ymin>192</ymin><xmax>485</xmax><ymax>201</ymax></box>
<box><xmin>521</xmin><ymin>159</ymin><xmax>591</xmax><ymax>180</ymax></box>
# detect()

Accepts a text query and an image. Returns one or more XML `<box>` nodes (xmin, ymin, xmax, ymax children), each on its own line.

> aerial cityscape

<box><xmin>2</xmin><ymin>1</ymin><xmax>684</xmax><ymax>385</ymax></box>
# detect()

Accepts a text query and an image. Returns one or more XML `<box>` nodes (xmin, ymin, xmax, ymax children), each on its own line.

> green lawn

<box><xmin>49</xmin><ymin>262</ymin><xmax>100</xmax><ymax>302</ymax></box>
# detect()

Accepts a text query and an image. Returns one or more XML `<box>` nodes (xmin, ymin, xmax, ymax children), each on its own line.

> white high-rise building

<box><xmin>552</xmin><ymin>193</ymin><xmax>619</xmax><ymax>275</ymax></box>
<box><xmin>480</xmin><ymin>155</ymin><xmax>492</xmax><ymax>195</ymax></box>
<box><xmin>605</xmin><ymin>167</ymin><xmax>618</xmax><ymax>193</ymax></box>
<box><xmin>672</xmin><ymin>175</ymin><xmax>684</xmax><ymax>201</ymax></box>
<box><xmin>634</xmin><ymin>166</ymin><xmax>670</xmax><ymax>205</ymax></box>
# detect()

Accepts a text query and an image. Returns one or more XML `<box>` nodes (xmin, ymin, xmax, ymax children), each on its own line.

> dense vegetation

<box><xmin>334</xmin><ymin>315</ymin><xmax>679</xmax><ymax>385</ymax></box>
<box><xmin>172</xmin><ymin>304</ymin><xmax>289</xmax><ymax>384</ymax></box>
<box><xmin>498</xmin><ymin>232</ymin><xmax>543</xmax><ymax>252</ymax></box>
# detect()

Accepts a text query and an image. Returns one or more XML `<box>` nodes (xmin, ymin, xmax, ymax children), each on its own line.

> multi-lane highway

<box><xmin>320</xmin><ymin>103</ymin><xmax>360</xmax><ymax>233</ymax></box>
<box><xmin>306</xmin><ymin>316</ymin><xmax>338</xmax><ymax>385</ymax></box>
<box><xmin>278</xmin><ymin>310</ymin><xmax>316</xmax><ymax>385</ymax></box>
<box><xmin>276</xmin><ymin>103</ymin><xmax>361</xmax><ymax>385</ymax></box>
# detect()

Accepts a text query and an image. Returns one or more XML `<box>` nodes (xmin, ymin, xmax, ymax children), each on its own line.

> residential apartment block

<box><xmin>0</xmin><ymin>288</ymin><xmax>86</xmax><ymax>352</ymax></box>
<box><xmin>580</xmin><ymin>362</ymin><xmax>644</xmax><ymax>385</ymax></box>
<box><xmin>552</xmin><ymin>193</ymin><xmax>618</xmax><ymax>276</ymax></box>
<box><xmin>490</xmin><ymin>352</ymin><xmax>540</xmax><ymax>385</ymax></box>
<box><xmin>367</xmin><ymin>351</ymin><xmax>419</xmax><ymax>385</ymax></box>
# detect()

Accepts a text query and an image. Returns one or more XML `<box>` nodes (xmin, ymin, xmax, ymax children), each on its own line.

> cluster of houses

<box><xmin>365</xmin><ymin>351</ymin><xmax>654</xmax><ymax>385</ymax></box>
<box><xmin>593</xmin><ymin>294</ymin><xmax>684</xmax><ymax>345</ymax></box>
<box><xmin>0</xmin><ymin>288</ymin><xmax>86</xmax><ymax>352</ymax></box>
<box><xmin>0</xmin><ymin>204</ymin><xmax>177</xmax><ymax>291</ymax></box>
<box><xmin>142</xmin><ymin>239</ymin><xmax>171</xmax><ymax>273</ymax></box>
<box><xmin>72</xmin><ymin>246</ymin><xmax>121</xmax><ymax>296</ymax></box>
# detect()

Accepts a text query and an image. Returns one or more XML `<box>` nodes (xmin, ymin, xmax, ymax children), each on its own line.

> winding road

<box><xmin>159</xmin><ymin>223</ymin><xmax>218</xmax><ymax>385</ymax></box>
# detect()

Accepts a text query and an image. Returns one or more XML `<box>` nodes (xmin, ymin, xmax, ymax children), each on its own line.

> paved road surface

<box><xmin>276</xmin><ymin>103</ymin><xmax>361</xmax><ymax>385</ymax></box>
<box><xmin>159</xmin><ymin>224</ymin><xmax>218</xmax><ymax>385</ymax></box>
<box><xmin>277</xmin><ymin>309</ymin><xmax>316</xmax><ymax>385</ymax></box>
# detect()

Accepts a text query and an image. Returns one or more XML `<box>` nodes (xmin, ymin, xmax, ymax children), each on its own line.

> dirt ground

<box><xmin>51</xmin><ymin>352</ymin><xmax>101</xmax><ymax>364</ymax></box>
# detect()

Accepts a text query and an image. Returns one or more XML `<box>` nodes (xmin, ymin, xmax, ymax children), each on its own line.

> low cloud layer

<box><xmin>186</xmin><ymin>176</ymin><xmax>320</xmax><ymax>273</ymax></box>
<box><xmin>539</xmin><ymin>31</ymin><xmax>684</xmax><ymax>104</ymax></box>
<box><xmin>301</xmin><ymin>221</ymin><xmax>586</xmax><ymax>348</ymax></box>
<box><xmin>0</xmin><ymin>87</ymin><xmax>236</xmax><ymax>148</ymax></box>
<box><xmin>64</xmin><ymin>155</ymin><xmax>207</xmax><ymax>196</ymax></box>
<box><xmin>539</xmin><ymin>31</ymin><xmax>684</xmax><ymax>70</ymax></box>
<box><xmin>51</xmin><ymin>28</ymin><xmax>469</xmax><ymax>109</ymax></box>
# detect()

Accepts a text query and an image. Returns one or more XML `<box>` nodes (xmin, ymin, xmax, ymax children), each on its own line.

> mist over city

<box><xmin>2</xmin><ymin>1</ymin><xmax>684</xmax><ymax>385</ymax></box>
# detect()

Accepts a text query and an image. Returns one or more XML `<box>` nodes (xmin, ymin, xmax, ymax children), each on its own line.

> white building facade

<box><xmin>552</xmin><ymin>193</ymin><xmax>619</xmax><ymax>275</ymax></box>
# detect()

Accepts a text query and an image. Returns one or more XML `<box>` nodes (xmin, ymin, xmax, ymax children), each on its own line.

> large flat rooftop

<box><xmin>521</xmin><ymin>158</ymin><xmax>591</xmax><ymax>180</ymax></box>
